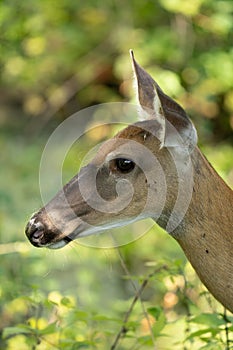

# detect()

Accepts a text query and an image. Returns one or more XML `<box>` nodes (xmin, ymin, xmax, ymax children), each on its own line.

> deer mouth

<box><xmin>47</xmin><ymin>236</ymin><xmax>74</xmax><ymax>249</ymax></box>
<box><xmin>25</xmin><ymin>209</ymin><xmax>99</xmax><ymax>249</ymax></box>
<box><xmin>25</xmin><ymin>215</ymin><xmax>77</xmax><ymax>249</ymax></box>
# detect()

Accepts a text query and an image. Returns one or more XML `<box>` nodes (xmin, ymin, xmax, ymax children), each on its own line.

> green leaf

<box><xmin>147</xmin><ymin>307</ymin><xmax>166</xmax><ymax>338</ymax></box>
<box><xmin>191</xmin><ymin>313</ymin><xmax>224</xmax><ymax>327</ymax></box>
<box><xmin>73</xmin><ymin>310</ymin><xmax>89</xmax><ymax>321</ymax></box>
<box><xmin>147</xmin><ymin>306</ymin><xmax>162</xmax><ymax>319</ymax></box>
<box><xmin>59</xmin><ymin>339</ymin><xmax>91</xmax><ymax>349</ymax></box>
<box><xmin>93</xmin><ymin>314</ymin><xmax>121</xmax><ymax>323</ymax></box>
<box><xmin>37</xmin><ymin>322</ymin><xmax>57</xmax><ymax>335</ymax></box>
<box><xmin>138</xmin><ymin>335</ymin><xmax>154</xmax><ymax>346</ymax></box>
<box><xmin>186</xmin><ymin>327</ymin><xmax>218</xmax><ymax>341</ymax></box>
<box><xmin>152</xmin><ymin>311</ymin><xmax>166</xmax><ymax>338</ymax></box>
<box><xmin>2</xmin><ymin>326</ymin><xmax>32</xmax><ymax>339</ymax></box>
<box><xmin>61</xmin><ymin>296</ymin><xmax>73</xmax><ymax>308</ymax></box>
<box><xmin>199</xmin><ymin>342</ymin><xmax>222</xmax><ymax>350</ymax></box>
<box><xmin>71</xmin><ymin>342</ymin><xmax>90</xmax><ymax>349</ymax></box>
<box><xmin>125</xmin><ymin>320</ymin><xmax>140</xmax><ymax>331</ymax></box>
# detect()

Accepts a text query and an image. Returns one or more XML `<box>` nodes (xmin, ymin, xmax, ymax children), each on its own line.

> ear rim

<box><xmin>130</xmin><ymin>49</ymin><xmax>167</xmax><ymax>146</ymax></box>
<box><xmin>129</xmin><ymin>49</ymin><xmax>198</xmax><ymax>153</ymax></box>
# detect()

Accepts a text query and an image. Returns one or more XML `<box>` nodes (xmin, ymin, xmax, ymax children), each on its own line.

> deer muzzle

<box><xmin>25</xmin><ymin>209</ymin><xmax>74</xmax><ymax>249</ymax></box>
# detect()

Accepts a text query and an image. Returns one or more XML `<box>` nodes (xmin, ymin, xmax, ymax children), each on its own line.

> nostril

<box><xmin>31</xmin><ymin>228</ymin><xmax>44</xmax><ymax>240</ymax></box>
<box><xmin>31</xmin><ymin>227</ymin><xmax>44</xmax><ymax>241</ymax></box>
<box><xmin>25</xmin><ymin>220</ymin><xmax>45</xmax><ymax>245</ymax></box>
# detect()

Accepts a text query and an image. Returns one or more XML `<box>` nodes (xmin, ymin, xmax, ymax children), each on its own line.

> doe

<box><xmin>26</xmin><ymin>51</ymin><xmax>233</xmax><ymax>313</ymax></box>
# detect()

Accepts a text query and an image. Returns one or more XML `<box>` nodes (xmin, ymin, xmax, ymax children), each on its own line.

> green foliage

<box><xmin>0</xmin><ymin>0</ymin><xmax>233</xmax><ymax>141</ymax></box>
<box><xmin>0</xmin><ymin>0</ymin><xmax>233</xmax><ymax>349</ymax></box>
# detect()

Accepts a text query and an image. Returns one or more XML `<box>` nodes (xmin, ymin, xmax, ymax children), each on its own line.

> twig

<box><xmin>223</xmin><ymin>308</ymin><xmax>230</xmax><ymax>350</ymax></box>
<box><xmin>116</xmin><ymin>248</ymin><xmax>157</xmax><ymax>347</ymax></box>
<box><xmin>111</xmin><ymin>264</ymin><xmax>168</xmax><ymax>350</ymax></box>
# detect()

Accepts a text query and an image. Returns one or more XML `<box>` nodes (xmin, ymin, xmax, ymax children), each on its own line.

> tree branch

<box><xmin>111</xmin><ymin>265</ymin><xmax>168</xmax><ymax>350</ymax></box>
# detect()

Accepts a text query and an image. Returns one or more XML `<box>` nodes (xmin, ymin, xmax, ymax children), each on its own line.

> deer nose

<box><xmin>25</xmin><ymin>219</ymin><xmax>45</xmax><ymax>247</ymax></box>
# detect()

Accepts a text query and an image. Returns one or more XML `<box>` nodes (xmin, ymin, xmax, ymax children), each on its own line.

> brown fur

<box><xmin>177</xmin><ymin>148</ymin><xmax>233</xmax><ymax>311</ymax></box>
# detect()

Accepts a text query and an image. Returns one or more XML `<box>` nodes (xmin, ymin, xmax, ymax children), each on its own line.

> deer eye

<box><xmin>114</xmin><ymin>158</ymin><xmax>135</xmax><ymax>173</ymax></box>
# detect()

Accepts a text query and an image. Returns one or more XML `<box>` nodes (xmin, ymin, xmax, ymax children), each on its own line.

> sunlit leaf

<box><xmin>190</xmin><ymin>313</ymin><xmax>224</xmax><ymax>327</ymax></box>
<box><xmin>2</xmin><ymin>325</ymin><xmax>32</xmax><ymax>338</ymax></box>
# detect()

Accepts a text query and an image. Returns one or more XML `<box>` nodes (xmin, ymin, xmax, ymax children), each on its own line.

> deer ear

<box><xmin>130</xmin><ymin>50</ymin><xmax>197</xmax><ymax>153</ymax></box>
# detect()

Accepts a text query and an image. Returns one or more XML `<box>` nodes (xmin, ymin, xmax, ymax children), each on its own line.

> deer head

<box><xmin>25</xmin><ymin>51</ymin><xmax>197</xmax><ymax>249</ymax></box>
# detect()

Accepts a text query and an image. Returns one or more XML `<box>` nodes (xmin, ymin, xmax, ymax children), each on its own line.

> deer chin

<box><xmin>47</xmin><ymin>239</ymin><xmax>70</xmax><ymax>250</ymax></box>
<box><xmin>46</xmin><ymin>221</ymin><xmax>133</xmax><ymax>249</ymax></box>
<box><xmin>45</xmin><ymin>224</ymin><xmax>89</xmax><ymax>249</ymax></box>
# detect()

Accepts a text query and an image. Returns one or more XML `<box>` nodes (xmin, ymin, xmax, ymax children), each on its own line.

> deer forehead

<box><xmin>93</xmin><ymin>131</ymin><xmax>156</xmax><ymax>166</ymax></box>
<box><xmin>91</xmin><ymin>128</ymin><xmax>143</xmax><ymax>163</ymax></box>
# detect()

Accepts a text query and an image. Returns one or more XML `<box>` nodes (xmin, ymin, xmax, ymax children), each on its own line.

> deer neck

<box><xmin>161</xmin><ymin>147</ymin><xmax>233</xmax><ymax>312</ymax></box>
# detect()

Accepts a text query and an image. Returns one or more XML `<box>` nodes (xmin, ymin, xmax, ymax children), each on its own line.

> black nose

<box><xmin>25</xmin><ymin>220</ymin><xmax>45</xmax><ymax>247</ymax></box>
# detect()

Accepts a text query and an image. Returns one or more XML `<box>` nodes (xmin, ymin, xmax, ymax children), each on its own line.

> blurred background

<box><xmin>0</xmin><ymin>0</ymin><xmax>233</xmax><ymax>349</ymax></box>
